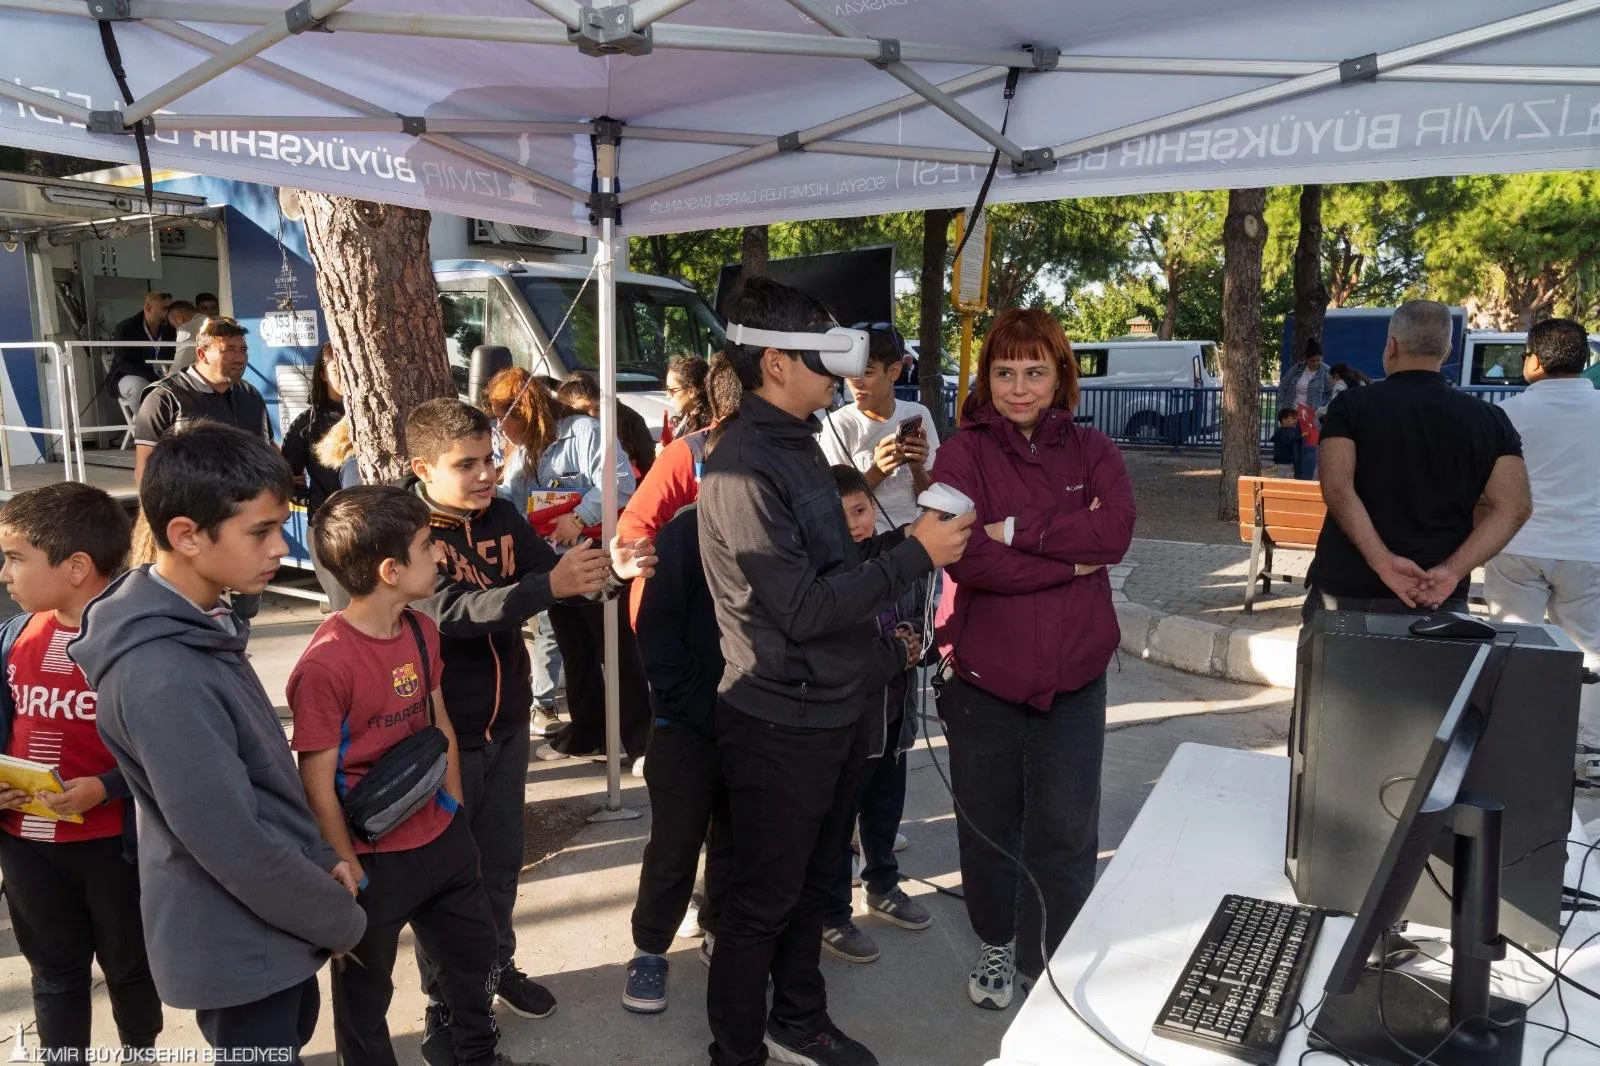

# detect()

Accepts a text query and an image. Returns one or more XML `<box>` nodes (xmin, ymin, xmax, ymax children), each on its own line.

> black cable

<box><xmin>1507</xmin><ymin>936</ymin><xmax>1600</xmax><ymax>1005</ymax></box>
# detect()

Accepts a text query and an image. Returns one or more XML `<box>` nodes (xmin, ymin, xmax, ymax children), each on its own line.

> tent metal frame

<box><xmin>3</xmin><ymin>0</ymin><xmax>1597</xmax><ymax>222</ymax></box>
<box><xmin>9</xmin><ymin>0</ymin><xmax>1600</xmax><ymax>807</ymax></box>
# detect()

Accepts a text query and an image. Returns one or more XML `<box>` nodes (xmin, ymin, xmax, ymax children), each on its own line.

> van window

<box><xmin>516</xmin><ymin>277</ymin><xmax>722</xmax><ymax>389</ymax></box>
<box><xmin>438</xmin><ymin>289</ymin><xmax>487</xmax><ymax>395</ymax></box>
<box><xmin>1471</xmin><ymin>343</ymin><xmax>1526</xmax><ymax>386</ymax></box>
<box><xmin>1201</xmin><ymin>343</ymin><xmax>1220</xmax><ymax>380</ymax></box>
<box><xmin>1076</xmin><ymin>347</ymin><xmax>1108</xmax><ymax>378</ymax></box>
<box><xmin>488</xmin><ymin>282</ymin><xmax>546</xmax><ymax>377</ymax></box>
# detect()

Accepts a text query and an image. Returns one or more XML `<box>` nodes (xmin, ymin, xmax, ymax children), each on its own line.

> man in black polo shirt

<box><xmin>1304</xmin><ymin>300</ymin><xmax>1531</xmax><ymax>621</ymax></box>
<box><xmin>110</xmin><ymin>291</ymin><xmax>175</xmax><ymax>408</ymax></box>
<box><xmin>132</xmin><ymin>317</ymin><xmax>272</xmax><ymax>483</ymax></box>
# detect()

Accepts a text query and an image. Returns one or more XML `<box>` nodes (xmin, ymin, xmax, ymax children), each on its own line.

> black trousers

<box><xmin>336</xmin><ymin>816</ymin><xmax>499</xmax><ymax>1066</ymax></box>
<box><xmin>630</xmin><ymin>718</ymin><xmax>732</xmax><ymax>955</ymax></box>
<box><xmin>195</xmin><ymin>975</ymin><xmax>319</xmax><ymax>1064</ymax></box>
<box><xmin>417</xmin><ymin>728</ymin><xmax>529</xmax><ymax>999</ymax></box>
<box><xmin>547</xmin><ymin>601</ymin><xmax>652</xmax><ymax>758</ymax></box>
<box><xmin>0</xmin><ymin>832</ymin><xmax>162</xmax><ymax>1056</ymax></box>
<box><xmin>824</xmin><ymin>714</ymin><xmax>908</xmax><ymax>927</ymax></box>
<box><xmin>707</xmin><ymin>702</ymin><xmax>870</xmax><ymax>1066</ymax></box>
<box><xmin>938</xmin><ymin>673</ymin><xmax>1107</xmax><ymax>980</ymax></box>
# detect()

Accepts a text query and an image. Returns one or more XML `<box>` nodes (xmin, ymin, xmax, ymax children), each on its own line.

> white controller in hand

<box><xmin>917</xmin><ymin>483</ymin><xmax>976</xmax><ymax>521</ymax></box>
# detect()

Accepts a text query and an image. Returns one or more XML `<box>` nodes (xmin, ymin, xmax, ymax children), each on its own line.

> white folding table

<box><xmin>989</xmin><ymin>743</ymin><xmax>1600</xmax><ymax>1065</ymax></box>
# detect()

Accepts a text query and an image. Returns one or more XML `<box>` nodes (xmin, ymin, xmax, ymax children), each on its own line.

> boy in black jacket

<box><xmin>698</xmin><ymin>279</ymin><xmax>972</xmax><ymax>1066</ymax></box>
<box><xmin>403</xmin><ymin>398</ymin><xmax>654</xmax><ymax>1063</ymax></box>
<box><xmin>622</xmin><ymin>501</ymin><xmax>732</xmax><ymax>1014</ymax></box>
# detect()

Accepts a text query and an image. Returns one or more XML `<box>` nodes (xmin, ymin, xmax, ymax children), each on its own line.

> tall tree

<box><xmin>299</xmin><ymin>193</ymin><xmax>453</xmax><ymax>482</ymax></box>
<box><xmin>1290</xmin><ymin>185</ymin><xmax>1328</xmax><ymax>364</ymax></box>
<box><xmin>740</xmin><ymin>224</ymin><xmax>770</xmax><ymax>278</ymax></box>
<box><xmin>1219</xmin><ymin>188</ymin><xmax>1268</xmax><ymax>521</ymax></box>
<box><xmin>1124</xmin><ymin>192</ymin><xmax>1226</xmax><ymax>339</ymax></box>
<box><xmin>1424</xmin><ymin>172</ymin><xmax>1600</xmax><ymax>328</ymax></box>
<box><xmin>919</xmin><ymin>208</ymin><xmax>958</xmax><ymax>438</ymax></box>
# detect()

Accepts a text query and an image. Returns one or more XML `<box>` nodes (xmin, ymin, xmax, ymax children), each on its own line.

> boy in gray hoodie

<box><xmin>70</xmin><ymin>423</ymin><xmax>367</xmax><ymax>1062</ymax></box>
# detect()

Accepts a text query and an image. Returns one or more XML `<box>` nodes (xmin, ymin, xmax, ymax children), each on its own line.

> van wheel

<box><xmin>1124</xmin><ymin>411</ymin><xmax>1164</xmax><ymax>442</ymax></box>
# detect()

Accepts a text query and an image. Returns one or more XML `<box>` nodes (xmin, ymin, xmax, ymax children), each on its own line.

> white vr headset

<box><xmin>725</xmin><ymin>323</ymin><xmax>870</xmax><ymax>379</ymax></box>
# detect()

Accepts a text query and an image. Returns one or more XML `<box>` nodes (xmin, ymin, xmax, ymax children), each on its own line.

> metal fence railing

<box><xmin>895</xmin><ymin>383</ymin><xmax>1528</xmax><ymax>448</ymax></box>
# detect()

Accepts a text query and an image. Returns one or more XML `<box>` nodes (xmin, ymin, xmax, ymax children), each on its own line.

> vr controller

<box><xmin>725</xmin><ymin>322</ymin><xmax>869</xmax><ymax>379</ymax></box>
<box><xmin>917</xmin><ymin>483</ymin><xmax>976</xmax><ymax>521</ymax></box>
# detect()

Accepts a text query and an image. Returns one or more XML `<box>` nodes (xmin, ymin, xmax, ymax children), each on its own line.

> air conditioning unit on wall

<box><xmin>469</xmin><ymin>219</ymin><xmax>587</xmax><ymax>254</ymax></box>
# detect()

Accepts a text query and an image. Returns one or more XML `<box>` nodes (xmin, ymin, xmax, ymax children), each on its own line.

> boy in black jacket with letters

<box><xmin>402</xmin><ymin>398</ymin><xmax>653</xmax><ymax>1063</ymax></box>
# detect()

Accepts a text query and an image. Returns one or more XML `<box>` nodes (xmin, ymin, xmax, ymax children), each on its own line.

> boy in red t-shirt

<box><xmin>0</xmin><ymin>483</ymin><xmax>163</xmax><ymax>1057</ymax></box>
<box><xmin>288</xmin><ymin>485</ymin><xmax>524</xmax><ymax>1066</ymax></box>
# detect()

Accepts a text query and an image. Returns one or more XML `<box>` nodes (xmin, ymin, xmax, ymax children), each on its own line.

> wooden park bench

<box><xmin>1236</xmin><ymin>476</ymin><xmax>1325</xmax><ymax>613</ymax></box>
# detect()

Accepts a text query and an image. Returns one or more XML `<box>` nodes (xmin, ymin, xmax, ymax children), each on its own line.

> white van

<box><xmin>1072</xmin><ymin>339</ymin><xmax>1220</xmax><ymax>443</ymax></box>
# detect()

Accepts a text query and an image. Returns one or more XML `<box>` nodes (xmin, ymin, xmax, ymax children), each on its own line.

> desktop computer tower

<box><xmin>1285</xmin><ymin>610</ymin><xmax>1581</xmax><ymax>950</ymax></box>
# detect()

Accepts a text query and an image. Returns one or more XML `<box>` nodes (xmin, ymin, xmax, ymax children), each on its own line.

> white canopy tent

<box><xmin>3</xmin><ymin>0</ymin><xmax>1598</xmax><ymax>804</ymax></box>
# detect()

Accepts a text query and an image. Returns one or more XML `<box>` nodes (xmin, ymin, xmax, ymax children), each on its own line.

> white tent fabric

<box><xmin>2</xmin><ymin>0</ymin><xmax>1598</xmax><ymax>238</ymax></box>
<box><xmin>4</xmin><ymin>0</ymin><xmax>1598</xmax><ymax>807</ymax></box>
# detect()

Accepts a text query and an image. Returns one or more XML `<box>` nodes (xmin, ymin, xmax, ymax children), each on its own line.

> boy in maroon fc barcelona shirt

<box><xmin>0</xmin><ymin>483</ymin><xmax>162</xmax><ymax>1059</ymax></box>
<box><xmin>288</xmin><ymin>485</ymin><xmax>527</xmax><ymax>1066</ymax></box>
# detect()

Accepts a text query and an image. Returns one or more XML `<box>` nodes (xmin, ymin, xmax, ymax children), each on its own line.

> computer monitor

<box><xmin>1308</xmin><ymin>642</ymin><xmax>1528</xmax><ymax>1066</ymax></box>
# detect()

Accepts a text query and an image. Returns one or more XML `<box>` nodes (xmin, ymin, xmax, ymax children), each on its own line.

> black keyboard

<box><xmin>1151</xmin><ymin>894</ymin><xmax>1324</xmax><ymax>1064</ymax></box>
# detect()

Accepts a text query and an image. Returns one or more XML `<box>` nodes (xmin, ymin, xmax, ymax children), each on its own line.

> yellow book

<box><xmin>0</xmin><ymin>754</ymin><xmax>83</xmax><ymax>824</ymax></box>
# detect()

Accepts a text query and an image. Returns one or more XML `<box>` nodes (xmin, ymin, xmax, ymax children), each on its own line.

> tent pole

<box><xmin>142</xmin><ymin>20</ymin><xmax>592</xmax><ymax>209</ymax></box>
<box><xmin>1048</xmin><ymin>0</ymin><xmax>1600</xmax><ymax>160</ymax></box>
<box><xmin>519</xmin><ymin>0</ymin><xmax>582</xmax><ymax>31</ymax></box>
<box><xmin>630</xmin><ymin>0</ymin><xmax>700</xmax><ymax>28</ymax></box>
<box><xmin>121</xmin><ymin>0</ymin><xmax>359</xmax><ymax>125</ymax></box>
<box><xmin>589</xmin><ymin>132</ymin><xmax>639</xmax><ymax>823</ymax></box>
<box><xmin>0</xmin><ymin>80</ymin><xmax>92</xmax><ymax>124</ymax></box>
<box><xmin>779</xmin><ymin>0</ymin><xmax>1030</xmax><ymax>166</ymax></box>
<box><xmin>619</xmin><ymin>66</ymin><xmax>1007</xmax><ymax>206</ymax></box>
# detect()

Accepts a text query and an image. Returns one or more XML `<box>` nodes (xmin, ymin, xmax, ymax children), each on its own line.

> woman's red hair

<box><xmin>972</xmin><ymin>308</ymin><xmax>1080</xmax><ymax>413</ymax></box>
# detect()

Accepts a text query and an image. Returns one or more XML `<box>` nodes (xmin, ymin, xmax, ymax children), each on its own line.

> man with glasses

<box><xmin>819</xmin><ymin>323</ymin><xmax>939</xmax><ymax>533</ymax></box>
<box><xmin>1485</xmin><ymin>318</ymin><xmax>1600</xmax><ymax>780</ymax></box>
<box><xmin>111</xmin><ymin>291</ymin><xmax>175</xmax><ymax>409</ymax></box>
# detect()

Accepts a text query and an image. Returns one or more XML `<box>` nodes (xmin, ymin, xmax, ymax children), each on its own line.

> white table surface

<box><xmin>989</xmin><ymin>742</ymin><xmax>1600</xmax><ymax>1066</ymax></box>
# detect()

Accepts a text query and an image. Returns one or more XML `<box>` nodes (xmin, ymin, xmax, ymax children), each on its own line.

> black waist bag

<box><xmin>340</xmin><ymin>612</ymin><xmax>450</xmax><ymax>844</ymax></box>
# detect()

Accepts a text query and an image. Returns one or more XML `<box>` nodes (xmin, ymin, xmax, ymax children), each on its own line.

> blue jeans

<box><xmin>530</xmin><ymin>612</ymin><xmax>562</xmax><ymax>709</ymax></box>
<box><xmin>1295</xmin><ymin>442</ymin><xmax>1319</xmax><ymax>480</ymax></box>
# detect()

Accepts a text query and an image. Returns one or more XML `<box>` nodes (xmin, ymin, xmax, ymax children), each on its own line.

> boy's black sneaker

<box><xmin>764</xmin><ymin>1019</ymin><xmax>879</xmax><ymax>1066</ymax></box>
<box><xmin>420</xmin><ymin>1003</ymin><xmax>455</xmax><ymax>1066</ymax></box>
<box><xmin>496</xmin><ymin>965</ymin><xmax>558</xmax><ymax>1019</ymax></box>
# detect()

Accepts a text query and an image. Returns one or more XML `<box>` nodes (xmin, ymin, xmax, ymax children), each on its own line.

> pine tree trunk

<box><xmin>298</xmin><ymin>194</ymin><xmax>453</xmax><ymax>483</ymax></box>
<box><xmin>1290</xmin><ymin>185</ymin><xmax>1328</xmax><ymax>365</ymax></box>
<box><xmin>741</xmin><ymin>225</ymin><xmax>769</xmax><ymax>278</ymax></box>
<box><xmin>919</xmin><ymin>208</ymin><xmax>958</xmax><ymax>439</ymax></box>
<box><xmin>1218</xmin><ymin>188</ymin><xmax>1268</xmax><ymax>521</ymax></box>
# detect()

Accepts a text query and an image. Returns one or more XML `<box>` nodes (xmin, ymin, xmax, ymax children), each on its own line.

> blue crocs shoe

<box><xmin>622</xmin><ymin>953</ymin><xmax>669</xmax><ymax>1014</ymax></box>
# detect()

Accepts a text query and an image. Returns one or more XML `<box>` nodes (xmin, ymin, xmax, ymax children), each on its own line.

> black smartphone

<box><xmin>895</xmin><ymin>414</ymin><xmax>923</xmax><ymax>442</ymax></box>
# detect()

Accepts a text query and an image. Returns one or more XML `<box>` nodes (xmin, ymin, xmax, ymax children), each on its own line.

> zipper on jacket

<box><xmin>799</xmin><ymin>681</ymin><xmax>808</xmax><ymax>717</ymax></box>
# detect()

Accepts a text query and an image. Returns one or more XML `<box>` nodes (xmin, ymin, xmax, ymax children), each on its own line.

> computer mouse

<box><xmin>1408</xmin><ymin>612</ymin><xmax>1497</xmax><ymax>640</ymax></box>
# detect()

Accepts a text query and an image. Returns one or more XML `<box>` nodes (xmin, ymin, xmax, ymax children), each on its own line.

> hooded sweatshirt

<box><xmin>406</xmin><ymin>475</ymin><xmax>605</xmax><ymax>748</ymax></box>
<box><xmin>932</xmin><ymin>402</ymin><xmax>1136</xmax><ymax>709</ymax></box>
<box><xmin>69</xmin><ymin>566</ymin><xmax>367</xmax><ymax>1010</ymax></box>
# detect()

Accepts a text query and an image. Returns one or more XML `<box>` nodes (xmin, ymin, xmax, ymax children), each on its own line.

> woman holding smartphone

<box><xmin>930</xmin><ymin>308</ymin><xmax>1136</xmax><ymax>1010</ymax></box>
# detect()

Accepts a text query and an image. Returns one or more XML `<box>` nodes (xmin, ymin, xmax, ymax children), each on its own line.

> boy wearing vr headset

<box><xmin>699</xmin><ymin>278</ymin><xmax>974</xmax><ymax>1066</ymax></box>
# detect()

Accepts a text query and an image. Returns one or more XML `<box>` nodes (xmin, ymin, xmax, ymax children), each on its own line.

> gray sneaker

<box><xmin>821</xmin><ymin>920</ymin><xmax>880</xmax><ymax>964</ymax></box>
<box><xmin>865</xmin><ymin>887</ymin><xmax>932</xmax><ymax>931</ymax></box>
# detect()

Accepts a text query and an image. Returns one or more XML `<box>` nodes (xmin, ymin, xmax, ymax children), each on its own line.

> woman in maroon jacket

<box><xmin>931</xmin><ymin>308</ymin><xmax>1136</xmax><ymax>1010</ymax></box>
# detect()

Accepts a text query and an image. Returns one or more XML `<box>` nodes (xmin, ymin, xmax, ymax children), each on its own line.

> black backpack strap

<box><xmin>402</xmin><ymin>609</ymin><xmax>436</xmax><ymax>725</ymax></box>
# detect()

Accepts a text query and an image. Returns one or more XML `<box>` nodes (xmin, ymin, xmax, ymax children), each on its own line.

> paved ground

<box><xmin>0</xmin><ymin>591</ymin><xmax>1293</xmax><ymax>1066</ymax></box>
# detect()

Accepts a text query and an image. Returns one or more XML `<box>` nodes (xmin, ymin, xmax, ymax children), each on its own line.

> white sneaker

<box><xmin>969</xmin><ymin>941</ymin><xmax>1016</xmax><ymax>1010</ymax></box>
<box><xmin>892</xmin><ymin>832</ymin><xmax>908</xmax><ymax>853</ymax></box>
<box><xmin>677</xmin><ymin>903</ymin><xmax>702</xmax><ymax>939</ymax></box>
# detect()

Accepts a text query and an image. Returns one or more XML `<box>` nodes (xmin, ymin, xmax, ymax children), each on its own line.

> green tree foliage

<box><xmin>1422</xmin><ymin>172</ymin><xmax>1600</xmax><ymax>328</ymax></box>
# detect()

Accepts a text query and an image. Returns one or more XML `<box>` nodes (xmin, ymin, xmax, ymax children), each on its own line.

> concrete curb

<box><xmin>1112</xmin><ymin>562</ymin><xmax>1297</xmax><ymax>688</ymax></box>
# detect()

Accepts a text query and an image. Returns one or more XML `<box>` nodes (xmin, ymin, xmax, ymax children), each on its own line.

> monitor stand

<box><xmin>1310</xmin><ymin>799</ymin><xmax>1528</xmax><ymax>1066</ymax></box>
